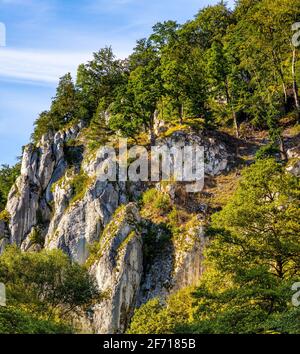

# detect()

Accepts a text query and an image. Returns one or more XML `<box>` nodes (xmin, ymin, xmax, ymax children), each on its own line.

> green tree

<box><xmin>110</xmin><ymin>39</ymin><xmax>163</xmax><ymax>142</ymax></box>
<box><xmin>0</xmin><ymin>164</ymin><xmax>20</xmax><ymax>211</ymax></box>
<box><xmin>0</xmin><ymin>246</ymin><xmax>99</xmax><ymax>322</ymax></box>
<box><xmin>31</xmin><ymin>111</ymin><xmax>54</xmax><ymax>143</ymax></box>
<box><xmin>233</xmin><ymin>0</ymin><xmax>300</xmax><ymax>124</ymax></box>
<box><xmin>127</xmin><ymin>288</ymin><xmax>194</xmax><ymax>334</ymax></box>
<box><xmin>76</xmin><ymin>47</ymin><xmax>126</xmax><ymax>122</ymax></box>
<box><xmin>51</xmin><ymin>73</ymin><xmax>78</xmax><ymax>124</ymax></box>
<box><xmin>149</xmin><ymin>20</ymin><xmax>179</xmax><ymax>50</ymax></box>
<box><xmin>210</xmin><ymin>159</ymin><xmax>300</xmax><ymax>282</ymax></box>
<box><xmin>32</xmin><ymin>73</ymin><xmax>78</xmax><ymax>142</ymax></box>
<box><xmin>193</xmin><ymin>2</ymin><xmax>234</xmax><ymax>49</ymax></box>
<box><xmin>161</xmin><ymin>33</ymin><xmax>208</xmax><ymax>124</ymax></box>
<box><xmin>86</xmin><ymin>98</ymin><xmax>115</xmax><ymax>150</ymax></box>
<box><xmin>183</xmin><ymin>159</ymin><xmax>300</xmax><ymax>333</ymax></box>
<box><xmin>0</xmin><ymin>306</ymin><xmax>72</xmax><ymax>334</ymax></box>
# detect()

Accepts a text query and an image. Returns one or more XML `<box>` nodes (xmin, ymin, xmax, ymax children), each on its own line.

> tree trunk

<box><xmin>232</xmin><ymin>110</ymin><xmax>239</xmax><ymax>139</ymax></box>
<box><xmin>282</xmin><ymin>83</ymin><xmax>288</xmax><ymax>105</ymax></box>
<box><xmin>149</xmin><ymin>113</ymin><xmax>156</xmax><ymax>145</ymax></box>
<box><xmin>272</xmin><ymin>49</ymin><xmax>288</xmax><ymax>105</ymax></box>
<box><xmin>292</xmin><ymin>47</ymin><xmax>300</xmax><ymax>122</ymax></box>
<box><xmin>178</xmin><ymin>104</ymin><xmax>183</xmax><ymax>125</ymax></box>
<box><xmin>279</xmin><ymin>135</ymin><xmax>287</xmax><ymax>162</ymax></box>
<box><xmin>224</xmin><ymin>79</ymin><xmax>230</xmax><ymax>105</ymax></box>
<box><xmin>278</xmin><ymin>64</ymin><xmax>287</xmax><ymax>105</ymax></box>
<box><xmin>225</xmin><ymin>78</ymin><xmax>239</xmax><ymax>138</ymax></box>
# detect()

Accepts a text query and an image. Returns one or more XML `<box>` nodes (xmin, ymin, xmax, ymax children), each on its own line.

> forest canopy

<box><xmin>31</xmin><ymin>0</ymin><xmax>300</xmax><ymax>147</ymax></box>
<box><xmin>1</xmin><ymin>0</ymin><xmax>300</xmax><ymax>335</ymax></box>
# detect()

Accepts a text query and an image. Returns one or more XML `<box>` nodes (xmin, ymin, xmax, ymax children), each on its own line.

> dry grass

<box><xmin>202</xmin><ymin>171</ymin><xmax>241</xmax><ymax>209</ymax></box>
<box><xmin>284</xmin><ymin>124</ymin><xmax>300</xmax><ymax>138</ymax></box>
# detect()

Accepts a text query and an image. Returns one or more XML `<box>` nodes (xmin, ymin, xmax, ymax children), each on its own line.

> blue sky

<box><xmin>0</xmin><ymin>0</ymin><xmax>234</xmax><ymax>165</ymax></box>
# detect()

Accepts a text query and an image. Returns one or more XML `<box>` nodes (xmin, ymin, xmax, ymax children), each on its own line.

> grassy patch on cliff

<box><xmin>141</xmin><ymin>189</ymin><xmax>172</xmax><ymax>219</ymax></box>
<box><xmin>69</xmin><ymin>170</ymin><xmax>93</xmax><ymax>205</ymax></box>
<box><xmin>139</xmin><ymin>188</ymin><xmax>202</xmax><ymax>265</ymax></box>
<box><xmin>140</xmin><ymin>188</ymin><xmax>199</xmax><ymax>234</ymax></box>
<box><xmin>0</xmin><ymin>210</ymin><xmax>10</xmax><ymax>223</ymax></box>
<box><xmin>86</xmin><ymin>204</ymin><xmax>134</xmax><ymax>268</ymax></box>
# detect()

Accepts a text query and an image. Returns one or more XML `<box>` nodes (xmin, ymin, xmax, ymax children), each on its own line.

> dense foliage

<box><xmin>128</xmin><ymin>288</ymin><xmax>194</xmax><ymax>334</ymax></box>
<box><xmin>0</xmin><ymin>306</ymin><xmax>71</xmax><ymax>334</ymax></box>
<box><xmin>0</xmin><ymin>164</ymin><xmax>20</xmax><ymax>212</ymax></box>
<box><xmin>2</xmin><ymin>0</ymin><xmax>300</xmax><ymax>334</ymax></box>
<box><xmin>0</xmin><ymin>247</ymin><xmax>99</xmax><ymax>333</ymax></box>
<box><xmin>128</xmin><ymin>159</ymin><xmax>300</xmax><ymax>334</ymax></box>
<box><xmin>31</xmin><ymin>0</ymin><xmax>300</xmax><ymax>149</ymax></box>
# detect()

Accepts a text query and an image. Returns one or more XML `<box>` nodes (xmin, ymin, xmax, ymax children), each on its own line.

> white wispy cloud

<box><xmin>85</xmin><ymin>0</ymin><xmax>136</xmax><ymax>13</ymax></box>
<box><xmin>0</xmin><ymin>44</ymin><xmax>133</xmax><ymax>84</ymax></box>
<box><xmin>106</xmin><ymin>0</ymin><xmax>135</xmax><ymax>4</ymax></box>
<box><xmin>0</xmin><ymin>48</ymin><xmax>92</xmax><ymax>84</ymax></box>
<box><xmin>0</xmin><ymin>0</ymin><xmax>32</xmax><ymax>3</ymax></box>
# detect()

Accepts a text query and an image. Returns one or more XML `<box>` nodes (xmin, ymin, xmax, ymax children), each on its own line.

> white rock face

<box><xmin>137</xmin><ymin>220</ymin><xmax>206</xmax><ymax>305</ymax></box>
<box><xmin>5</xmin><ymin>125</ymin><xmax>82</xmax><ymax>247</ymax></box>
<box><xmin>45</xmin><ymin>180</ymin><xmax>129</xmax><ymax>264</ymax></box>
<box><xmin>89</xmin><ymin>203</ymin><xmax>143</xmax><ymax>334</ymax></box>
<box><xmin>157</xmin><ymin>131</ymin><xmax>230</xmax><ymax>177</ymax></box>
<box><xmin>2</xmin><ymin>125</ymin><xmax>232</xmax><ymax>333</ymax></box>
<box><xmin>286</xmin><ymin>146</ymin><xmax>300</xmax><ymax>176</ymax></box>
<box><xmin>4</xmin><ymin>122</ymin><xmax>300</xmax><ymax>334</ymax></box>
<box><xmin>287</xmin><ymin>160</ymin><xmax>300</xmax><ymax>176</ymax></box>
<box><xmin>287</xmin><ymin>146</ymin><xmax>300</xmax><ymax>160</ymax></box>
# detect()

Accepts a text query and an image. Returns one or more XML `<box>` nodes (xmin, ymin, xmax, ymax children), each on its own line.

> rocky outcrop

<box><xmin>287</xmin><ymin>146</ymin><xmax>300</xmax><ymax>176</ymax></box>
<box><xmin>82</xmin><ymin>205</ymin><xmax>206</xmax><ymax>334</ymax></box>
<box><xmin>4</xmin><ymin>126</ymin><xmax>230</xmax><ymax>258</ymax></box>
<box><xmin>158</xmin><ymin>131</ymin><xmax>230</xmax><ymax>176</ymax></box>
<box><xmin>2</xmin><ymin>124</ymin><xmax>233</xmax><ymax>333</ymax></box>
<box><xmin>89</xmin><ymin>203</ymin><xmax>143</xmax><ymax>334</ymax></box>
<box><xmin>45</xmin><ymin>179</ymin><xmax>130</xmax><ymax>264</ymax></box>
<box><xmin>5</xmin><ymin>124</ymin><xmax>83</xmax><ymax>248</ymax></box>
<box><xmin>287</xmin><ymin>146</ymin><xmax>300</xmax><ymax>160</ymax></box>
<box><xmin>137</xmin><ymin>219</ymin><xmax>206</xmax><ymax>306</ymax></box>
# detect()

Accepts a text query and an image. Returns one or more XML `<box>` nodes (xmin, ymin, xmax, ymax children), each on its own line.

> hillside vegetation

<box><xmin>1</xmin><ymin>0</ymin><xmax>300</xmax><ymax>334</ymax></box>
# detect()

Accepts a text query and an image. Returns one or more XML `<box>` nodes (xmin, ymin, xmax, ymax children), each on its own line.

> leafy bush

<box><xmin>142</xmin><ymin>189</ymin><xmax>172</xmax><ymax>216</ymax></box>
<box><xmin>0</xmin><ymin>164</ymin><xmax>20</xmax><ymax>211</ymax></box>
<box><xmin>28</xmin><ymin>227</ymin><xmax>44</xmax><ymax>247</ymax></box>
<box><xmin>141</xmin><ymin>188</ymin><xmax>158</xmax><ymax>205</ymax></box>
<box><xmin>154</xmin><ymin>194</ymin><xmax>172</xmax><ymax>214</ymax></box>
<box><xmin>0</xmin><ymin>210</ymin><xmax>10</xmax><ymax>223</ymax></box>
<box><xmin>167</xmin><ymin>207</ymin><xmax>189</xmax><ymax>229</ymax></box>
<box><xmin>127</xmin><ymin>288</ymin><xmax>194</xmax><ymax>334</ymax></box>
<box><xmin>255</xmin><ymin>143</ymin><xmax>280</xmax><ymax>160</ymax></box>
<box><xmin>0</xmin><ymin>246</ymin><xmax>99</xmax><ymax>328</ymax></box>
<box><xmin>69</xmin><ymin>171</ymin><xmax>92</xmax><ymax>205</ymax></box>
<box><xmin>0</xmin><ymin>306</ymin><xmax>72</xmax><ymax>334</ymax></box>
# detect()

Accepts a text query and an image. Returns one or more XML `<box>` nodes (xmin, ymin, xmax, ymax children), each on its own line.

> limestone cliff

<box><xmin>0</xmin><ymin>124</ymin><xmax>235</xmax><ymax>333</ymax></box>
